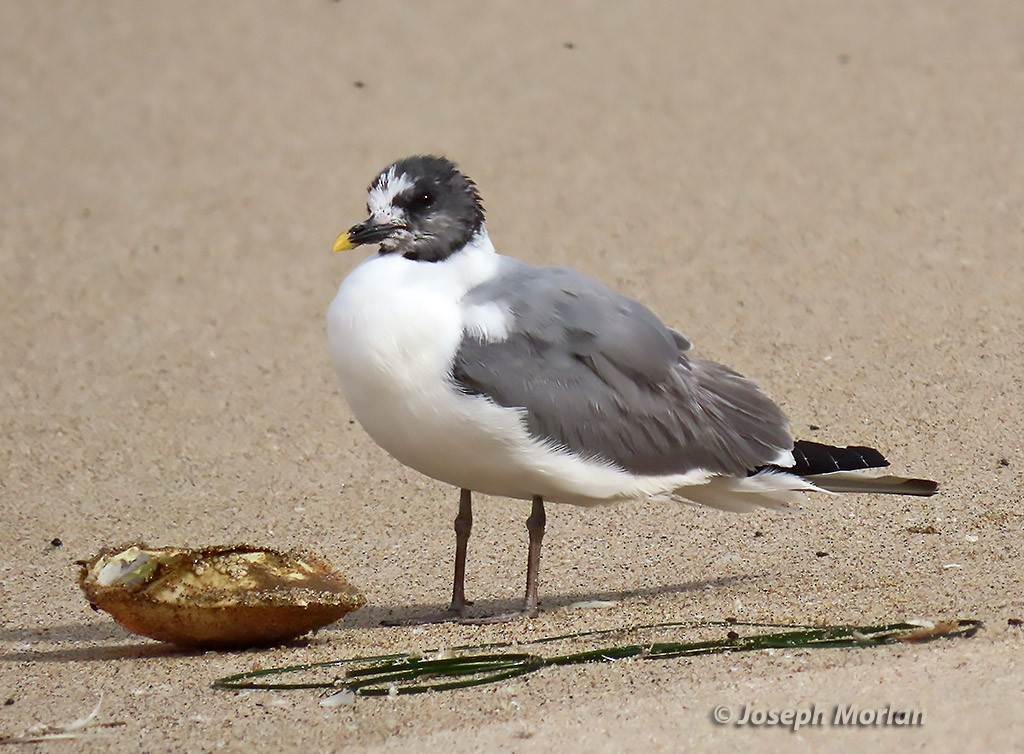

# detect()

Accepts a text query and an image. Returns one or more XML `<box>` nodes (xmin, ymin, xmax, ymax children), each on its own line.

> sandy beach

<box><xmin>2</xmin><ymin>1</ymin><xmax>1022</xmax><ymax>751</ymax></box>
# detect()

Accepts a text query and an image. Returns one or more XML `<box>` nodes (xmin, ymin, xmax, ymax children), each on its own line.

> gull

<box><xmin>327</xmin><ymin>155</ymin><xmax>937</xmax><ymax>620</ymax></box>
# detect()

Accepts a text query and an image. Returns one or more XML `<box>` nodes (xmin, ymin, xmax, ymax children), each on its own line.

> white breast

<box><xmin>327</xmin><ymin>234</ymin><xmax>526</xmax><ymax>492</ymax></box>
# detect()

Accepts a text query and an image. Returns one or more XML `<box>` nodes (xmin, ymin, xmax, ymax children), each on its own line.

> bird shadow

<box><xmin>344</xmin><ymin>572</ymin><xmax>765</xmax><ymax>628</ymax></box>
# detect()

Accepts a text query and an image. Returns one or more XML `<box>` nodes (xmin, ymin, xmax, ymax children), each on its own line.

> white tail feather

<box><xmin>673</xmin><ymin>472</ymin><xmax>819</xmax><ymax>513</ymax></box>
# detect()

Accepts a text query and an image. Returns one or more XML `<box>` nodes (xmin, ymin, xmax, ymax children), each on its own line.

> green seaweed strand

<box><xmin>213</xmin><ymin>619</ymin><xmax>981</xmax><ymax>696</ymax></box>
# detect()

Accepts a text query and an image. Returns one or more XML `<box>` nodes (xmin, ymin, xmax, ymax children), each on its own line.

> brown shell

<box><xmin>79</xmin><ymin>544</ymin><xmax>366</xmax><ymax>649</ymax></box>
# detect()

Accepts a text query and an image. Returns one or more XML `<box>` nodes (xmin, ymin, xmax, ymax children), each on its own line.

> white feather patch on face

<box><xmin>367</xmin><ymin>167</ymin><xmax>414</xmax><ymax>225</ymax></box>
<box><xmin>461</xmin><ymin>300</ymin><xmax>511</xmax><ymax>343</ymax></box>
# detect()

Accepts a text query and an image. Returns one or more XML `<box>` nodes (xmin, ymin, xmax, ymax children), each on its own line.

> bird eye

<box><xmin>393</xmin><ymin>187</ymin><xmax>437</xmax><ymax>213</ymax></box>
<box><xmin>410</xmin><ymin>190</ymin><xmax>435</xmax><ymax>209</ymax></box>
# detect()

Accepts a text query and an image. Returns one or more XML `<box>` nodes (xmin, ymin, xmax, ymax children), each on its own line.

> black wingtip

<box><xmin>788</xmin><ymin>440</ymin><xmax>890</xmax><ymax>476</ymax></box>
<box><xmin>773</xmin><ymin>441</ymin><xmax>939</xmax><ymax>496</ymax></box>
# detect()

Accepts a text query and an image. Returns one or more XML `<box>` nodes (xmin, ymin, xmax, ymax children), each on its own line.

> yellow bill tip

<box><xmin>333</xmin><ymin>232</ymin><xmax>357</xmax><ymax>253</ymax></box>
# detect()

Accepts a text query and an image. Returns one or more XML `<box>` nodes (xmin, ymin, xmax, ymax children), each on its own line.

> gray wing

<box><xmin>452</xmin><ymin>260</ymin><xmax>793</xmax><ymax>477</ymax></box>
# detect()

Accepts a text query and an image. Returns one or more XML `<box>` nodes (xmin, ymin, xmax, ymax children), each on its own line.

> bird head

<box><xmin>333</xmin><ymin>155</ymin><xmax>485</xmax><ymax>263</ymax></box>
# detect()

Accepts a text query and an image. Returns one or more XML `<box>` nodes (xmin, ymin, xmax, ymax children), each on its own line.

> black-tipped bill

<box><xmin>333</xmin><ymin>220</ymin><xmax>402</xmax><ymax>252</ymax></box>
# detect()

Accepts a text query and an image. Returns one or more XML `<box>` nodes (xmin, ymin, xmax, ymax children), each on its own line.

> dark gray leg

<box><xmin>449</xmin><ymin>488</ymin><xmax>473</xmax><ymax>615</ymax></box>
<box><xmin>524</xmin><ymin>495</ymin><xmax>546</xmax><ymax>617</ymax></box>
